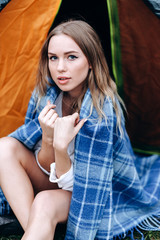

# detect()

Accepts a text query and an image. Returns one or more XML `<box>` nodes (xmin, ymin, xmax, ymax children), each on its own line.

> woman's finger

<box><xmin>43</xmin><ymin>109</ymin><xmax>56</xmax><ymax>121</ymax></box>
<box><xmin>74</xmin><ymin>118</ymin><xmax>87</xmax><ymax>134</ymax></box>
<box><xmin>48</xmin><ymin>113</ymin><xmax>59</xmax><ymax>126</ymax></box>
<box><xmin>39</xmin><ymin>103</ymin><xmax>56</xmax><ymax>118</ymax></box>
<box><xmin>72</xmin><ymin>112</ymin><xmax>79</xmax><ymax>121</ymax></box>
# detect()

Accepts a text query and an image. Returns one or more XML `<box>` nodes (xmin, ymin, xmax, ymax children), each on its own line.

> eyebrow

<box><xmin>48</xmin><ymin>50</ymin><xmax>79</xmax><ymax>55</ymax></box>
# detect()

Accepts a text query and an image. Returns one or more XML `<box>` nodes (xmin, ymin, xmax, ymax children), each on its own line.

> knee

<box><xmin>32</xmin><ymin>191</ymin><xmax>54</xmax><ymax>214</ymax></box>
<box><xmin>32</xmin><ymin>191</ymin><xmax>58</xmax><ymax>224</ymax></box>
<box><xmin>0</xmin><ymin>137</ymin><xmax>19</xmax><ymax>161</ymax></box>
<box><xmin>32</xmin><ymin>191</ymin><xmax>49</xmax><ymax>212</ymax></box>
<box><xmin>0</xmin><ymin>136</ymin><xmax>19</xmax><ymax>150</ymax></box>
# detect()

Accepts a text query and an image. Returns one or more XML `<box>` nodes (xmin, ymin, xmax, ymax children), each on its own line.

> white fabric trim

<box><xmin>34</xmin><ymin>147</ymin><xmax>50</xmax><ymax>175</ymax></box>
<box><xmin>49</xmin><ymin>162</ymin><xmax>73</xmax><ymax>192</ymax></box>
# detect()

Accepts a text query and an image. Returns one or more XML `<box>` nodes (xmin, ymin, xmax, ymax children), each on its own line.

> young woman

<box><xmin>0</xmin><ymin>20</ymin><xmax>160</xmax><ymax>240</ymax></box>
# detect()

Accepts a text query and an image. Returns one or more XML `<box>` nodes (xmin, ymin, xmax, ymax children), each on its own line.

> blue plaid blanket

<box><xmin>1</xmin><ymin>85</ymin><xmax>160</xmax><ymax>239</ymax></box>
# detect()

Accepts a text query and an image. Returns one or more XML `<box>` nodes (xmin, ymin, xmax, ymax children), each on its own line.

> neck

<box><xmin>63</xmin><ymin>91</ymin><xmax>77</xmax><ymax>102</ymax></box>
<box><xmin>62</xmin><ymin>93</ymin><xmax>77</xmax><ymax>116</ymax></box>
<box><xmin>65</xmin><ymin>81</ymin><xmax>87</xmax><ymax>99</ymax></box>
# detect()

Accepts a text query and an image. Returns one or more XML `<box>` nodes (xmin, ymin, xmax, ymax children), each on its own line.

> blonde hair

<box><xmin>36</xmin><ymin>20</ymin><xmax>125</xmax><ymax>130</ymax></box>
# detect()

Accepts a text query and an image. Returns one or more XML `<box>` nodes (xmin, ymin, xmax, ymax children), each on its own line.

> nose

<box><xmin>57</xmin><ymin>58</ymin><xmax>66</xmax><ymax>72</ymax></box>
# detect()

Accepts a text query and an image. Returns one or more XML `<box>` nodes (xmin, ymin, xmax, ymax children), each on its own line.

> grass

<box><xmin>0</xmin><ymin>231</ymin><xmax>160</xmax><ymax>240</ymax></box>
<box><xmin>123</xmin><ymin>230</ymin><xmax>160</xmax><ymax>240</ymax></box>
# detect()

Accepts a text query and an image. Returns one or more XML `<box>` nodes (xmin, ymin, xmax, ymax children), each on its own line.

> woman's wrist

<box><xmin>54</xmin><ymin>147</ymin><xmax>71</xmax><ymax>178</ymax></box>
<box><xmin>38</xmin><ymin>135</ymin><xmax>55</xmax><ymax>172</ymax></box>
<box><xmin>53</xmin><ymin>141</ymin><xmax>68</xmax><ymax>152</ymax></box>
<box><xmin>42</xmin><ymin>133</ymin><xmax>53</xmax><ymax>146</ymax></box>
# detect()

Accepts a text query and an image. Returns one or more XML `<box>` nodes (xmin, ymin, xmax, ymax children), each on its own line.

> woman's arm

<box><xmin>53</xmin><ymin>112</ymin><xmax>86</xmax><ymax>178</ymax></box>
<box><xmin>37</xmin><ymin>101</ymin><xmax>58</xmax><ymax>172</ymax></box>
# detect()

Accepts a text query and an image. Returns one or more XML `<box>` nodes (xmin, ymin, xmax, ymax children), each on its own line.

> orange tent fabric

<box><xmin>0</xmin><ymin>0</ymin><xmax>61</xmax><ymax>137</ymax></box>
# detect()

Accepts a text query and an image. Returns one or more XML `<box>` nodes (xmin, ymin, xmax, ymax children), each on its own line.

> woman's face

<box><xmin>48</xmin><ymin>34</ymin><xmax>90</xmax><ymax>97</ymax></box>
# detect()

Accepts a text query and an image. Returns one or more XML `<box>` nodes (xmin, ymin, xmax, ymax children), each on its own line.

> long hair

<box><xmin>36</xmin><ymin>20</ymin><xmax>125</xmax><ymax>130</ymax></box>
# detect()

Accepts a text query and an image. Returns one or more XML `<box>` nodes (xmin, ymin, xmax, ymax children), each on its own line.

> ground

<box><xmin>0</xmin><ymin>217</ymin><xmax>160</xmax><ymax>240</ymax></box>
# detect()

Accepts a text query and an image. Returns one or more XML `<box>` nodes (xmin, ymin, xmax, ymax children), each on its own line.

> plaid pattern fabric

<box><xmin>8</xmin><ymin>85</ymin><xmax>60</xmax><ymax>149</ymax></box>
<box><xmin>1</xmin><ymin>86</ymin><xmax>160</xmax><ymax>239</ymax></box>
<box><xmin>0</xmin><ymin>188</ymin><xmax>11</xmax><ymax>215</ymax></box>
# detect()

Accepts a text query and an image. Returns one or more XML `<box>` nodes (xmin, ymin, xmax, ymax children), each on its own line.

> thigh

<box><xmin>0</xmin><ymin>137</ymin><xmax>58</xmax><ymax>193</ymax></box>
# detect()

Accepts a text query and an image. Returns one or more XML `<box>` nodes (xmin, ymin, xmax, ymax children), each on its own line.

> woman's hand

<box><xmin>38</xmin><ymin>101</ymin><xmax>58</xmax><ymax>144</ymax></box>
<box><xmin>53</xmin><ymin>112</ymin><xmax>86</xmax><ymax>150</ymax></box>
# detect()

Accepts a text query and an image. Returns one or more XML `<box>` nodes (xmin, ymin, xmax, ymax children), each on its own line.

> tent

<box><xmin>0</xmin><ymin>0</ymin><xmax>160</xmax><ymax>216</ymax></box>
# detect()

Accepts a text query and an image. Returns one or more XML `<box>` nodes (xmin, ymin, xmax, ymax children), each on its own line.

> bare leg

<box><xmin>0</xmin><ymin>137</ymin><xmax>58</xmax><ymax>230</ymax></box>
<box><xmin>22</xmin><ymin>189</ymin><xmax>72</xmax><ymax>240</ymax></box>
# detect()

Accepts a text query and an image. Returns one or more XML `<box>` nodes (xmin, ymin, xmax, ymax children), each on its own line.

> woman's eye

<box><xmin>68</xmin><ymin>55</ymin><xmax>78</xmax><ymax>60</ymax></box>
<box><xmin>49</xmin><ymin>56</ymin><xmax>57</xmax><ymax>61</ymax></box>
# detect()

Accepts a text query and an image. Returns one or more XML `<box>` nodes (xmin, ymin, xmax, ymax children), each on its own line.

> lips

<box><xmin>57</xmin><ymin>77</ymin><xmax>70</xmax><ymax>85</ymax></box>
